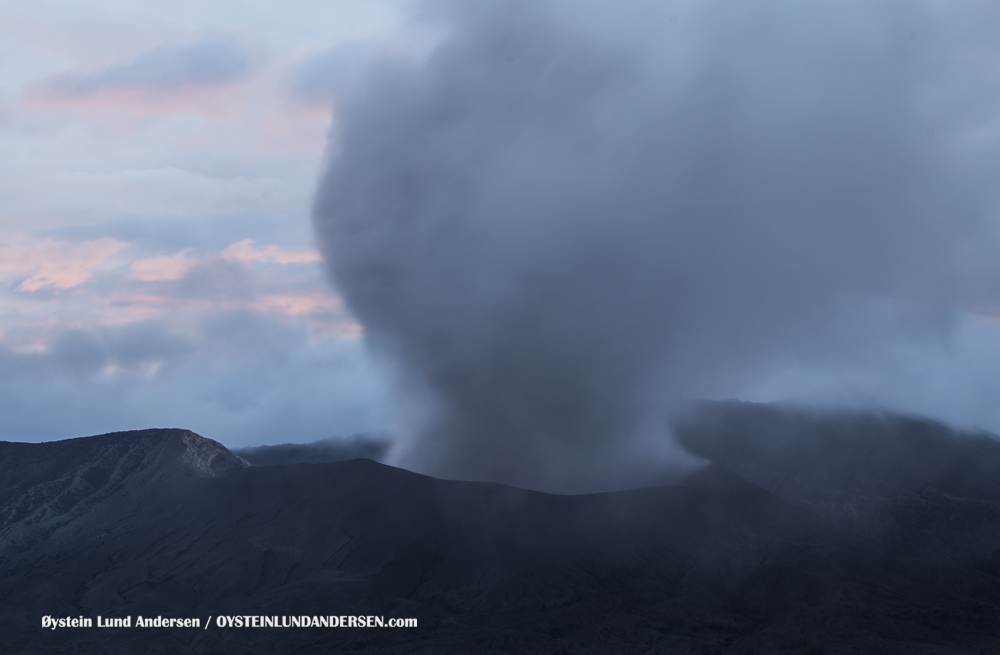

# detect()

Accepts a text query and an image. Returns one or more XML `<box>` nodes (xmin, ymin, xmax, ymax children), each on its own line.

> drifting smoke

<box><xmin>314</xmin><ymin>0</ymin><xmax>1000</xmax><ymax>491</ymax></box>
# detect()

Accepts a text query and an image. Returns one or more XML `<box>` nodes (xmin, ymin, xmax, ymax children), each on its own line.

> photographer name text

<box><xmin>41</xmin><ymin>615</ymin><xmax>417</xmax><ymax>630</ymax></box>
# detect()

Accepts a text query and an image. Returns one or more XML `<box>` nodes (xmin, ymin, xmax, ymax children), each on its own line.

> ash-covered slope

<box><xmin>4</xmin><ymin>419</ymin><xmax>1000</xmax><ymax>654</ymax></box>
<box><xmin>0</xmin><ymin>431</ymin><xmax>859</xmax><ymax>655</ymax></box>
<box><xmin>0</xmin><ymin>429</ymin><xmax>248</xmax><ymax>557</ymax></box>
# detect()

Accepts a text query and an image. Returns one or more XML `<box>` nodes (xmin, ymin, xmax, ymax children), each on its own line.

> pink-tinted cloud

<box><xmin>103</xmin><ymin>241</ymin><xmax>345</xmax><ymax>335</ymax></box>
<box><xmin>95</xmin><ymin>288</ymin><xmax>358</xmax><ymax>339</ymax></box>
<box><xmin>0</xmin><ymin>231</ymin><xmax>358</xmax><ymax>377</ymax></box>
<box><xmin>0</xmin><ymin>237</ymin><xmax>128</xmax><ymax>291</ymax></box>
<box><xmin>129</xmin><ymin>249</ymin><xmax>198</xmax><ymax>281</ymax></box>
<box><xmin>130</xmin><ymin>241</ymin><xmax>320</xmax><ymax>284</ymax></box>
<box><xmin>251</xmin><ymin>291</ymin><xmax>341</xmax><ymax>317</ymax></box>
<box><xmin>220</xmin><ymin>238</ymin><xmax>321</xmax><ymax>265</ymax></box>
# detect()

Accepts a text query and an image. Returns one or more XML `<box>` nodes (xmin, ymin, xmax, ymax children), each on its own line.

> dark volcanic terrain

<box><xmin>3</xmin><ymin>408</ymin><xmax>1000</xmax><ymax>654</ymax></box>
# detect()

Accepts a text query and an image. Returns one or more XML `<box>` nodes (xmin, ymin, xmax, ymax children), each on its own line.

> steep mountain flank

<box><xmin>0</xmin><ymin>429</ymin><xmax>248</xmax><ymax>558</ymax></box>
<box><xmin>3</xmin><ymin>417</ymin><xmax>1000</xmax><ymax>653</ymax></box>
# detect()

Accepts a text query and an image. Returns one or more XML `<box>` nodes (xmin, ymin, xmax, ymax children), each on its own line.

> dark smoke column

<box><xmin>314</xmin><ymin>1</ymin><xmax>1000</xmax><ymax>491</ymax></box>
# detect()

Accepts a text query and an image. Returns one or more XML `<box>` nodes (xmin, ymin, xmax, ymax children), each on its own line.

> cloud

<box><xmin>30</xmin><ymin>35</ymin><xmax>256</xmax><ymax>101</ymax></box>
<box><xmin>0</xmin><ymin>2</ymin><xmax>413</xmax><ymax>449</ymax></box>
<box><xmin>287</xmin><ymin>44</ymin><xmax>370</xmax><ymax>107</ymax></box>
<box><xmin>80</xmin><ymin>168</ymin><xmax>298</xmax><ymax>222</ymax></box>
<box><xmin>0</xmin><ymin>234</ymin><xmax>354</xmax><ymax>342</ymax></box>
<box><xmin>129</xmin><ymin>240</ymin><xmax>320</xmax><ymax>283</ymax></box>
<box><xmin>313</xmin><ymin>0</ymin><xmax>1000</xmax><ymax>491</ymax></box>
<box><xmin>129</xmin><ymin>248</ymin><xmax>199</xmax><ymax>281</ymax></box>
<box><xmin>0</xmin><ymin>237</ymin><xmax>127</xmax><ymax>291</ymax></box>
<box><xmin>0</xmin><ymin>312</ymin><xmax>388</xmax><ymax>446</ymax></box>
<box><xmin>251</xmin><ymin>292</ymin><xmax>343</xmax><ymax>318</ymax></box>
<box><xmin>0</xmin><ymin>237</ymin><xmax>371</xmax><ymax>445</ymax></box>
<box><xmin>220</xmin><ymin>238</ymin><xmax>321</xmax><ymax>265</ymax></box>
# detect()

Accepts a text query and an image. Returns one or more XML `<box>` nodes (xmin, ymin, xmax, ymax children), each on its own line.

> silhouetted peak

<box><xmin>0</xmin><ymin>429</ymin><xmax>248</xmax><ymax>557</ymax></box>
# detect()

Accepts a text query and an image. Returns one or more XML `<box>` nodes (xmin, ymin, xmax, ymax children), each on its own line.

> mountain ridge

<box><xmin>0</xmin><ymin>428</ymin><xmax>248</xmax><ymax>559</ymax></box>
<box><xmin>4</xmin><ymin>414</ymin><xmax>1000</xmax><ymax>653</ymax></box>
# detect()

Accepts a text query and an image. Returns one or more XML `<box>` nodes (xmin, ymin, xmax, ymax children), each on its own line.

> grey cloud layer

<box><xmin>33</xmin><ymin>35</ymin><xmax>255</xmax><ymax>98</ymax></box>
<box><xmin>1</xmin><ymin>227</ymin><xmax>375</xmax><ymax>446</ymax></box>
<box><xmin>289</xmin><ymin>44</ymin><xmax>370</xmax><ymax>107</ymax></box>
<box><xmin>0</xmin><ymin>312</ymin><xmax>386</xmax><ymax>446</ymax></box>
<box><xmin>314</xmin><ymin>0</ymin><xmax>1000</xmax><ymax>491</ymax></box>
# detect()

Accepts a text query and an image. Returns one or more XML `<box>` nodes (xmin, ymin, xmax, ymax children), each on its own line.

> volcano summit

<box><xmin>3</xmin><ymin>408</ymin><xmax>1000</xmax><ymax>654</ymax></box>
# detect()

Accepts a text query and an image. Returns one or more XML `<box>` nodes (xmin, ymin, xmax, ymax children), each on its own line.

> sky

<box><xmin>6</xmin><ymin>1</ymin><xmax>1000</xmax><ymax>479</ymax></box>
<box><xmin>0</xmin><ymin>0</ymin><xmax>415</xmax><ymax>446</ymax></box>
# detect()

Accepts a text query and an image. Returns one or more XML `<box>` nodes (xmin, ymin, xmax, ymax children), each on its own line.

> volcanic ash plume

<box><xmin>314</xmin><ymin>0</ymin><xmax>1000</xmax><ymax>491</ymax></box>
